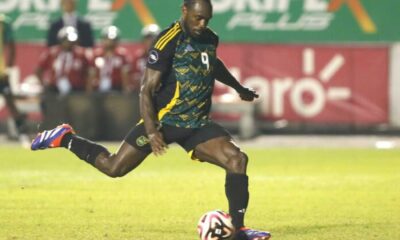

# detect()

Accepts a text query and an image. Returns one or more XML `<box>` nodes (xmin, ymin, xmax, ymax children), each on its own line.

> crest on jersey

<box><xmin>136</xmin><ymin>135</ymin><xmax>150</xmax><ymax>147</ymax></box>
<box><xmin>148</xmin><ymin>50</ymin><xmax>159</xmax><ymax>64</ymax></box>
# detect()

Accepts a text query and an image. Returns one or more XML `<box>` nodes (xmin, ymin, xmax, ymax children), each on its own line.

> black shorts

<box><xmin>124</xmin><ymin>121</ymin><xmax>230</xmax><ymax>156</ymax></box>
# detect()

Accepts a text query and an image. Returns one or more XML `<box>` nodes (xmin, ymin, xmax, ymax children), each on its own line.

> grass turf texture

<box><xmin>0</xmin><ymin>146</ymin><xmax>399</xmax><ymax>240</ymax></box>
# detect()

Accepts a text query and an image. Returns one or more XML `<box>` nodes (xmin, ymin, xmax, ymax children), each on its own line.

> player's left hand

<box><xmin>238</xmin><ymin>87</ymin><xmax>259</xmax><ymax>101</ymax></box>
<box><xmin>148</xmin><ymin>130</ymin><xmax>168</xmax><ymax>156</ymax></box>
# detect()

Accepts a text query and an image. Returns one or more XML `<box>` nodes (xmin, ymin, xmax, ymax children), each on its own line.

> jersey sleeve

<box><xmin>146</xmin><ymin>23</ymin><xmax>181</xmax><ymax>72</ymax></box>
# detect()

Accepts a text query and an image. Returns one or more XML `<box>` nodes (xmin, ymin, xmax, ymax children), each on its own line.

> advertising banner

<box><xmin>1</xmin><ymin>0</ymin><xmax>400</xmax><ymax>43</ymax></box>
<box><xmin>214</xmin><ymin>44</ymin><xmax>389</xmax><ymax>124</ymax></box>
<box><xmin>0</xmin><ymin>43</ymin><xmax>389</xmax><ymax>125</ymax></box>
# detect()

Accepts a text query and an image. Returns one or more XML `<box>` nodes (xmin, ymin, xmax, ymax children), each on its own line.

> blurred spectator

<box><xmin>47</xmin><ymin>0</ymin><xmax>94</xmax><ymax>48</ymax></box>
<box><xmin>88</xmin><ymin>26</ymin><xmax>133</xmax><ymax>93</ymax></box>
<box><xmin>0</xmin><ymin>14</ymin><xmax>27</xmax><ymax>140</ymax></box>
<box><xmin>36</xmin><ymin>26</ymin><xmax>89</xmax><ymax>95</ymax></box>
<box><xmin>131</xmin><ymin>24</ymin><xmax>161</xmax><ymax>90</ymax></box>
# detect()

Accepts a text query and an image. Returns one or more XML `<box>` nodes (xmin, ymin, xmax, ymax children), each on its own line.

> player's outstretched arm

<box><xmin>140</xmin><ymin>67</ymin><xmax>168</xmax><ymax>156</ymax></box>
<box><xmin>214</xmin><ymin>58</ymin><xmax>259</xmax><ymax>102</ymax></box>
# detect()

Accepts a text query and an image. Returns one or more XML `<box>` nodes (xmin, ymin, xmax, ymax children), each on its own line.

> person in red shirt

<box><xmin>87</xmin><ymin>26</ymin><xmax>132</xmax><ymax>93</ymax></box>
<box><xmin>35</xmin><ymin>26</ymin><xmax>89</xmax><ymax>95</ymax></box>
<box><xmin>131</xmin><ymin>24</ymin><xmax>160</xmax><ymax>91</ymax></box>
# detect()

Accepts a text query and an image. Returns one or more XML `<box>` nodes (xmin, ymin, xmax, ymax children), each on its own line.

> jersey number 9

<box><xmin>201</xmin><ymin>52</ymin><xmax>209</xmax><ymax>70</ymax></box>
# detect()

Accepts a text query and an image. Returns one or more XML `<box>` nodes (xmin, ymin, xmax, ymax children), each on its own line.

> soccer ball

<box><xmin>197</xmin><ymin>210</ymin><xmax>235</xmax><ymax>240</ymax></box>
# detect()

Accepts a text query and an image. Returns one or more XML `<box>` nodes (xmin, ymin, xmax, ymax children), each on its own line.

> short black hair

<box><xmin>183</xmin><ymin>0</ymin><xmax>212</xmax><ymax>9</ymax></box>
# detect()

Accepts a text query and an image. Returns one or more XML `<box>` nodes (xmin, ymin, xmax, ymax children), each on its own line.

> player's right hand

<box><xmin>148</xmin><ymin>131</ymin><xmax>168</xmax><ymax>156</ymax></box>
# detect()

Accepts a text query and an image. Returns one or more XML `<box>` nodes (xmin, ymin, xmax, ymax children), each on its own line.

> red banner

<box><xmin>1</xmin><ymin>43</ymin><xmax>389</xmax><ymax>125</ymax></box>
<box><xmin>215</xmin><ymin>44</ymin><xmax>389</xmax><ymax>124</ymax></box>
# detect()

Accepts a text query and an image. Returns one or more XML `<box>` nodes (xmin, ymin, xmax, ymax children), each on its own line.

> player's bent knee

<box><xmin>225</xmin><ymin>151</ymin><xmax>248</xmax><ymax>174</ymax></box>
<box><xmin>108</xmin><ymin>162</ymin><xmax>131</xmax><ymax>178</ymax></box>
<box><xmin>96</xmin><ymin>153</ymin><xmax>127</xmax><ymax>178</ymax></box>
<box><xmin>237</xmin><ymin>152</ymin><xmax>249</xmax><ymax>172</ymax></box>
<box><xmin>107</xmin><ymin>168</ymin><xmax>126</xmax><ymax>178</ymax></box>
<box><xmin>100</xmin><ymin>167</ymin><xmax>123</xmax><ymax>178</ymax></box>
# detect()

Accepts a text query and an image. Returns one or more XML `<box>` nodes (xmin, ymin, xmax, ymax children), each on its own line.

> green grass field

<box><xmin>0</xmin><ymin>145</ymin><xmax>399</xmax><ymax>240</ymax></box>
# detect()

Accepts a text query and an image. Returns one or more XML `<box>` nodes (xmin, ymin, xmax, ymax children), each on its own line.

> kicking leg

<box><xmin>194</xmin><ymin>136</ymin><xmax>270</xmax><ymax>240</ymax></box>
<box><xmin>31</xmin><ymin>124</ymin><xmax>149</xmax><ymax>178</ymax></box>
<box><xmin>63</xmin><ymin>134</ymin><xmax>148</xmax><ymax>177</ymax></box>
<box><xmin>194</xmin><ymin>136</ymin><xmax>249</xmax><ymax>227</ymax></box>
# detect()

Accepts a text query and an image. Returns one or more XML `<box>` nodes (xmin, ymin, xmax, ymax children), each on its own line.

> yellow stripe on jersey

<box><xmin>154</xmin><ymin>22</ymin><xmax>179</xmax><ymax>49</ymax></box>
<box><xmin>154</xmin><ymin>22</ymin><xmax>181</xmax><ymax>50</ymax></box>
<box><xmin>157</xmin><ymin>28</ymin><xmax>181</xmax><ymax>50</ymax></box>
<box><xmin>154</xmin><ymin>24</ymin><xmax>177</xmax><ymax>49</ymax></box>
<box><xmin>158</xmin><ymin>82</ymin><xmax>180</xmax><ymax>121</ymax></box>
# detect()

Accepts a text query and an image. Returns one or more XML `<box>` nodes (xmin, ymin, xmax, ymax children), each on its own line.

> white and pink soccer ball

<box><xmin>197</xmin><ymin>210</ymin><xmax>235</xmax><ymax>240</ymax></box>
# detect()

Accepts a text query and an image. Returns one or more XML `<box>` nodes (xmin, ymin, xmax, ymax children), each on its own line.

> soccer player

<box><xmin>31</xmin><ymin>0</ymin><xmax>271</xmax><ymax>239</ymax></box>
<box><xmin>0</xmin><ymin>14</ymin><xmax>27</xmax><ymax>141</ymax></box>
<box><xmin>88</xmin><ymin>26</ymin><xmax>132</xmax><ymax>93</ymax></box>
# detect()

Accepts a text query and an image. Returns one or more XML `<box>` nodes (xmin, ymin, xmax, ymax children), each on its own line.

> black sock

<box><xmin>61</xmin><ymin>133</ymin><xmax>109</xmax><ymax>165</ymax></box>
<box><xmin>225</xmin><ymin>173</ymin><xmax>249</xmax><ymax>229</ymax></box>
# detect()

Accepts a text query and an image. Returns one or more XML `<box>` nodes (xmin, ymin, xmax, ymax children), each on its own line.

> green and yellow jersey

<box><xmin>147</xmin><ymin>21</ymin><xmax>219</xmax><ymax>128</ymax></box>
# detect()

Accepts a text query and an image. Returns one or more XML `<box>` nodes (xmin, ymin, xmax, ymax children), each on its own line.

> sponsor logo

<box><xmin>0</xmin><ymin>0</ymin><xmax>379</xmax><ymax>38</ymax></box>
<box><xmin>148</xmin><ymin>50</ymin><xmax>159</xmax><ymax>64</ymax></box>
<box><xmin>213</xmin><ymin>0</ymin><xmax>376</xmax><ymax>33</ymax></box>
<box><xmin>328</xmin><ymin>0</ymin><xmax>376</xmax><ymax>33</ymax></box>
<box><xmin>1</xmin><ymin>0</ymin><xmax>116</xmax><ymax>30</ymax></box>
<box><xmin>216</xmin><ymin>48</ymin><xmax>351</xmax><ymax>118</ymax></box>
<box><xmin>136</xmin><ymin>135</ymin><xmax>149</xmax><ymax>147</ymax></box>
<box><xmin>112</xmin><ymin>0</ymin><xmax>157</xmax><ymax>26</ymax></box>
<box><xmin>1</xmin><ymin>0</ymin><xmax>156</xmax><ymax>31</ymax></box>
